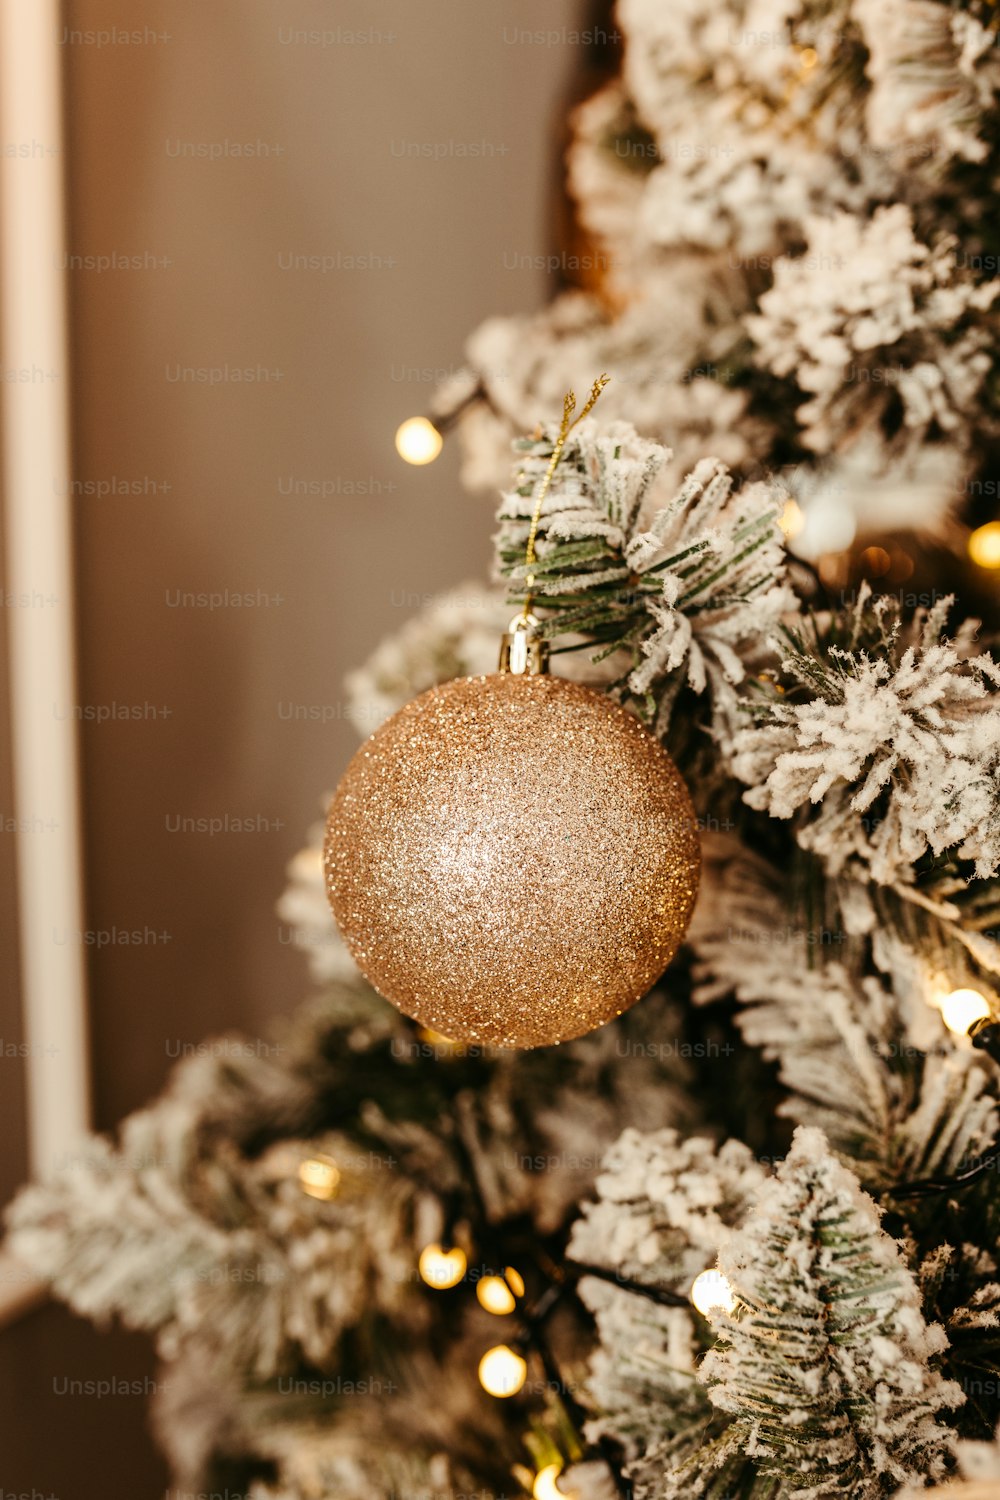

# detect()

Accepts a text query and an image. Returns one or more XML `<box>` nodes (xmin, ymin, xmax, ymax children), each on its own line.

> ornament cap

<box><xmin>498</xmin><ymin>613</ymin><xmax>549</xmax><ymax>676</ymax></box>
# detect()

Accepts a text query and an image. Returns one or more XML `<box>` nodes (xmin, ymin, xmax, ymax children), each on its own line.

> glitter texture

<box><xmin>323</xmin><ymin>673</ymin><xmax>700</xmax><ymax>1049</ymax></box>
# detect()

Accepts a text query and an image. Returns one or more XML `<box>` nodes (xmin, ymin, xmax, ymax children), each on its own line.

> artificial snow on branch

<box><xmin>700</xmin><ymin>1127</ymin><xmax>963</xmax><ymax>1497</ymax></box>
<box><xmin>688</xmin><ymin>833</ymin><xmax>1000</xmax><ymax>1192</ymax></box>
<box><xmin>496</xmin><ymin>418</ymin><xmax>793</xmax><ymax>738</ymax></box>
<box><xmin>732</xmin><ymin>588</ymin><xmax>1000</xmax><ymax>886</ymax></box>
<box><xmin>748</xmin><ymin>206</ymin><xmax>1000</xmax><ymax>460</ymax></box>
<box><xmin>447</xmin><ymin>0</ymin><xmax>1000</xmax><ymax>541</ymax></box>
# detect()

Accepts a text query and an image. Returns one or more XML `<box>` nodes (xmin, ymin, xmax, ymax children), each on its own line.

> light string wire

<box><xmin>519</xmin><ymin>374</ymin><xmax>610</xmax><ymax>624</ymax></box>
<box><xmin>413</xmin><ymin>1028</ymin><xmax>997</xmax><ymax>1499</ymax></box>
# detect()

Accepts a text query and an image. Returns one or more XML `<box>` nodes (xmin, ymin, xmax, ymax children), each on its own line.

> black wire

<box><xmin>567</xmin><ymin>1261</ymin><xmax>693</xmax><ymax>1309</ymax></box>
<box><xmin>435</xmin><ymin>1119</ymin><xmax>642</xmax><ymax>1493</ymax></box>
<box><xmin>430</xmin><ymin>1033</ymin><xmax>1000</xmax><ymax>1494</ymax></box>
<box><xmin>886</xmin><ymin>1147</ymin><xmax>1000</xmax><ymax>1199</ymax></box>
<box><xmin>521</xmin><ymin>1275</ymin><xmax>634</xmax><ymax>1500</ymax></box>
<box><xmin>429</xmin><ymin>379</ymin><xmax>486</xmax><ymax>434</ymax></box>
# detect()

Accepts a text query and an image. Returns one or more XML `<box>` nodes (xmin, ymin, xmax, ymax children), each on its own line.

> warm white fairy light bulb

<box><xmin>477</xmin><ymin>1276</ymin><xmax>516</xmax><ymax>1315</ymax></box>
<box><xmin>936</xmin><ymin>987</ymin><xmax>991</xmax><ymax>1035</ymax></box>
<box><xmin>478</xmin><ymin>1343</ymin><xmax>527</xmax><ymax>1397</ymax></box>
<box><xmin>968</xmin><ymin>522</ymin><xmax>1000</xmax><ymax>570</ymax></box>
<box><xmin>418</xmin><ymin>1243</ymin><xmax>467</xmax><ymax>1289</ymax></box>
<box><xmin>533</xmin><ymin>1463</ymin><xmax>572</xmax><ymax>1499</ymax></box>
<box><xmin>395</xmin><ymin>416</ymin><xmax>443</xmax><ymax>465</ymax></box>
<box><xmin>297</xmin><ymin>1155</ymin><xmax>341</xmax><ymax>1200</ymax></box>
<box><xmin>690</xmin><ymin>1267</ymin><xmax>738</xmax><ymax>1317</ymax></box>
<box><xmin>779</xmin><ymin>498</ymin><xmax>804</xmax><ymax>539</ymax></box>
<box><xmin>505</xmin><ymin>1265</ymin><xmax>525</xmax><ymax>1297</ymax></box>
<box><xmin>798</xmin><ymin>500</ymin><xmax>856</xmax><ymax>557</ymax></box>
<box><xmin>476</xmin><ymin>1266</ymin><xmax>524</xmax><ymax>1315</ymax></box>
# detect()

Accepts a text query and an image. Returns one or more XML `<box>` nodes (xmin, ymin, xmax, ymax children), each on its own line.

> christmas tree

<box><xmin>10</xmin><ymin>4</ymin><xmax>1000</xmax><ymax>1497</ymax></box>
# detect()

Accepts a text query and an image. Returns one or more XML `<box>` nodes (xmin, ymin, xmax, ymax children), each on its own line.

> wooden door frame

<box><xmin>0</xmin><ymin>0</ymin><xmax>91</xmax><ymax>1323</ymax></box>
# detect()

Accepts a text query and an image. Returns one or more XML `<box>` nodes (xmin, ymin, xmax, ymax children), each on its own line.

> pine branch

<box><xmin>700</xmin><ymin>1128</ymin><xmax>962</xmax><ymax>1497</ymax></box>
<box><xmin>495</xmin><ymin>420</ymin><xmax>793</xmax><ymax>749</ymax></box>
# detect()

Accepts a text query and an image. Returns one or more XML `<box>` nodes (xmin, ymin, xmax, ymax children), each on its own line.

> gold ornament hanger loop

<box><xmin>498</xmin><ymin>611</ymin><xmax>548</xmax><ymax>676</ymax></box>
<box><xmin>499</xmin><ymin>373</ymin><xmax>610</xmax><ymax>675</ymax></box>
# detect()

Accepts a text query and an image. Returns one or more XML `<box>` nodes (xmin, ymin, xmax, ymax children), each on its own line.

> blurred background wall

<box><xmin>0</xmin><ymin>0</ymin><xmax>588</xmax><ymax>1492</ymax></box>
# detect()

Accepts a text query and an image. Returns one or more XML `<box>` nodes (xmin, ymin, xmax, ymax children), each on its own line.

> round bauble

<box><xmin>324</xmin><ymin>672</ymin><xmax>700</xmax><ymax>1048</ymax></box>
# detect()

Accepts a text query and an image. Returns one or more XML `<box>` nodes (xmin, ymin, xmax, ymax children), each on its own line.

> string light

<box><xmin>779</xmin><ymin>498</ymin><xmax>804</xmax><ymax>539</ymax></box>
<box><xmin>968</xmin><ymin>521</ymin><xmax>1000</xmax><ymax>569</ymax></box>
<box><xmin>476</xmin><ymin>1266</ymin><xmax>524</xmax><ymax>1315</ymax></box>
<box><xmin>417</xmin><ymin>1025</ymin><xmax>464</xmax><ymax>1055</ymax></box>
<box><xmin>803</xmin><ymin>502</ymin><xmax>856</xmax><ymax>556</ymax></box>
<box><xmin>936</xmin><ymin>987</ymin><xmax>991</xmax><ymax>1036</ymax></box>
<box><xmin>395</xmin><ymin>416</ymin><xmax>443</xmax><ymax>466</ymax></box>
<box><xmin>505</xmin><ymin>1265</ymin><xmax>525</xmax><ymax>1297</ymax></box>
<box><xmin>690</xmin><ymin>1268</ymin><xmax>738</xmax><ymax>1317</ymax></box>
<box><xmin>297</xmin><ymin>1155</ymin><xmax>341</xmax><ymax>1200</ymax></box>
<box><xmin>532</xmin><ymin>1463</ymin><xmax>570</xmax><ymax>1499</ymax></box>
<box><xmin>477</xmin><ymin>1343</ymin><xmax>527</xmax><ymax>1397</ymax></box>
<box><xmin>817</xmin><ymin>552</ymin><xmax>851</xmax><ymax>589</ymax></box>
<box><xmin>418</xmin><ymin>1243</ymin><xmax>467</xmax><ymax>1289</ymax></box>
<box><xmin>860</xmin><ymin>545</ymin><xmax>891</xmax><ymax>578</ymax></box>
<box><xmin>888</xmin><ymin>546</ymin><xmax>914</xmax><ymax>582</ymax></box>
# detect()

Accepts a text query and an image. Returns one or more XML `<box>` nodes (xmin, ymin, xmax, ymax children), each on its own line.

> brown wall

<box><xmin>67</xmin><ymin>0</ymin><xmax>583</xmax><ymax>1125</ymax></box>
<box><xmin>1</xmin><ymin>1</ymin><xmax>583</xmax><ymax>1494</ymax></box>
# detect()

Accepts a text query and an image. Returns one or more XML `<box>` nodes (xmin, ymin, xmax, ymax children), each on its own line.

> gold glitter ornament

<box><xmin>323</xmin><ymin>668</ymin><xmax>700</xmax><ymax>1049</ymax></box>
